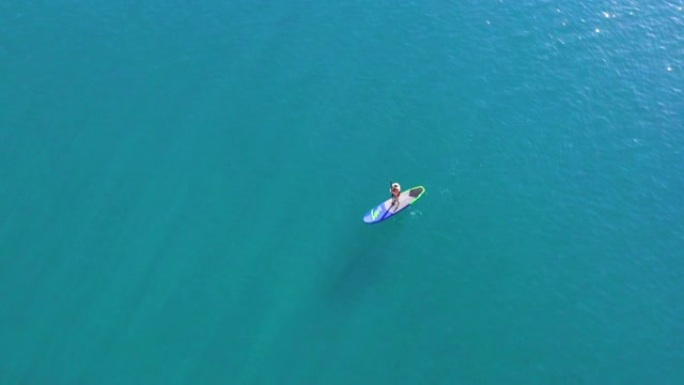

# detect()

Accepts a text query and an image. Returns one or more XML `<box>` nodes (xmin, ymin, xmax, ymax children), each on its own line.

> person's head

<box><xmin>391</xmin><ymin>183</ymin><xmax>400</xmax><ymax>190</ymax></box>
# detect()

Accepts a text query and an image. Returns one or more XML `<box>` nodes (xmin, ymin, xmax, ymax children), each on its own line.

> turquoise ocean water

<box><xmin>1</xmin><ymin>1</ymin><xmax>683</xmax><ymax>383</ymax></box>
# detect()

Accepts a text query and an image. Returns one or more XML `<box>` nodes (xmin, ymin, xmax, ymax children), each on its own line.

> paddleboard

<box><xmin>363</xmin><ymin>186</ymin><xmax>426</xmax><ymax>224</ymax></box>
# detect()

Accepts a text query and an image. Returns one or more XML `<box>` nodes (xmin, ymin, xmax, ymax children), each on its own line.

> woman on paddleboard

<box><xmin>390</xmin><ymin>182</ymin><xmax>401</xmax><ymax>210</ymax></box>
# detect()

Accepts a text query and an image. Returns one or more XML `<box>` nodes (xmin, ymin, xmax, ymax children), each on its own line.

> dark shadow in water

<box><xmin>322</xmin><ymin>219</ymin><xmax>404</xmax><ymax>312</ymax></box>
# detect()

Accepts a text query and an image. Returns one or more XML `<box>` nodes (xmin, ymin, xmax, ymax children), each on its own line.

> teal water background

<box><xmin>1</xmin><ymin>1</ymin><xmax>683</xmax><ymax>384</ymax></box>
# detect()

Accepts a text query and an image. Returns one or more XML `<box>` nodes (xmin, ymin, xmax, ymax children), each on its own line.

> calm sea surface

<box><xmin>1</xmin><ymin>1</ymin><xmax>683</xmax><ymax>384</ymax></box>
